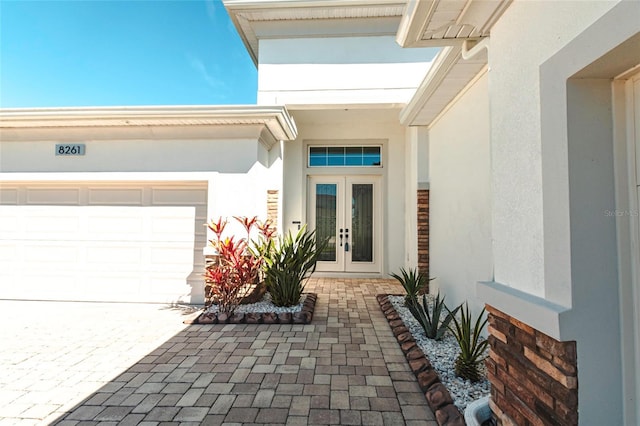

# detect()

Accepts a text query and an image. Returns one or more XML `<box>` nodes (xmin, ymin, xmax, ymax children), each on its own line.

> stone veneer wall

<box><xmin>486</xmin><ymin>305</ymin><xmax>578</xmax><ymax>426</ymax></box>
<box><xmin>417</xmin><ymin>189</ymin><xmax>429</xmax><ymax>285</ymax></box>
<box><xmin>267</xmin><ymin>189</ymin><xmax>278</xmax><ymax>230</ymax></box>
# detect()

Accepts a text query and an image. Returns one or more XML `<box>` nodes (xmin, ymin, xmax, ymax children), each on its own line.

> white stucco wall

<box><xmin>0</xmin><ymin>127</ymin><xmax>284</xmax><ymax>239</ymax></box>
<box><xmin>282</xmin><ymin>108</ymin><xmax>408</xmax><ymax>275</ymax></box>
<box><xmin>428</xmin><ymin>72</ymin><xmax>492</xmax><ymax>314</ymax></box>
<box><xmin>478</xmin><ymin>1</ymin><xmax>639</xmax><ymax>424</ymax></box>
<box><xmin>257</xmin><ymin>36</ymin><xmax>438</xmax><ymax>106</ymax></box>
<box><xmin>489</xmin><ymin>0</ymin><xmax>621</xmax><ymax>301</ymax></box>
<box><xmin>0</xmin><ymin>138</ymin><xmax>262</xmax><ymax>174</ymax></box>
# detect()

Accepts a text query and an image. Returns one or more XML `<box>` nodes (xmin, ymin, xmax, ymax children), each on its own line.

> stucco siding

<box><xmin>428</xmin><ymin>71</ymin><xmax>492</xmax><ymax>314</ymax></box>
<box><xmin>257</xmin><ymin>36</ymin><xmax>437</xmax><ymax>106</ymax></box>
<box><xmin>489</xmin><ymin>0</ymin><xmax>621</xmax><ymax>299</ymax></box>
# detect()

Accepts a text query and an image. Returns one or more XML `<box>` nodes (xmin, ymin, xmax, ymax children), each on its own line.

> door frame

<box><xmin>308</xmin><ymin>175</ymin><xmax>383</xmax><ymax>274</ymax></box>
<box><xmin>614</xmin><ymin>68</ymin><xmax>640</xmax><ymax>425</ymax></box>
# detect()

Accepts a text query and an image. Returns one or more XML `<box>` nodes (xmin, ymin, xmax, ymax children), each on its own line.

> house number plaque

<box><xmin>55</xmin><ymin>144</ymin><xmax>86</xmax><ymax>156</ymax></box>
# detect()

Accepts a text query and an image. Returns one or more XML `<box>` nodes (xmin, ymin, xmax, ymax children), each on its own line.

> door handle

<box><xmin>339</xmin><ymin>228</ymin><xmax>343</xmax><ymax>247</ymax></box>
<box><xmin>344</xmin><ymin>229</ymin><xmax>349</xmax><ymax>252</ymax></box>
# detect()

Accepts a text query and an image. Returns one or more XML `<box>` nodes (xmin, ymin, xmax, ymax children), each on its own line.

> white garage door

<box><xmin>0</xmin><ymin>182</ymin><xmax>207</xmax><ymax>303</ymax></box>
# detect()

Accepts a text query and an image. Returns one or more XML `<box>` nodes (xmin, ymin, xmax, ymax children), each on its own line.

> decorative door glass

<box><xmin>315</xmin><ymin>183</ymin><xmax>337</xmax><ymax>262</ymax></box>
<box><xmin>351</xmin><ymin>184</ymin><xmax>373</xmax><ymax>262</ymax></box>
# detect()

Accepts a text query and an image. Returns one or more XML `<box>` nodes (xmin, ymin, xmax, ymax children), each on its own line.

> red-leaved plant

<box><xmin>204</xmin><ymin>216</ymin><xmax>276</xmax><ymax>313</ymax></box>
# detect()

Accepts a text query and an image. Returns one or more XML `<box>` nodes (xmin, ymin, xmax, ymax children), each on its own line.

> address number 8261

<box><xmin>55</xmin><ymin>144</ymin><xmax>86</xmax><ymax>156</ymax></box>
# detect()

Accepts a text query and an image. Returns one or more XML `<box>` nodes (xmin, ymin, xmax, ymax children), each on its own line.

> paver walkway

<box><xmin>1</xmin><ymin>279</ymin><xmax>437</xmax><ymax>425</ymax></box>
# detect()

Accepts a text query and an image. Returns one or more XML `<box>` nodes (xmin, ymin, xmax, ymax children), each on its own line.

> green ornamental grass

<box><xmin>262</xmin><ymin>226</ymin><xmax>327</xmax><ymax>307</ymax></box>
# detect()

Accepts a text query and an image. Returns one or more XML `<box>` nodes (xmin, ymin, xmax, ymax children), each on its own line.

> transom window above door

<box><xmin>308</xmin><ymin>146</ymin><xmax>381</xmax><ymax>167</ymax></box>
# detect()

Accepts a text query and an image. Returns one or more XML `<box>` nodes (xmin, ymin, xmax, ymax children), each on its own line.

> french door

<box><xmin>309</xmin><ymin>176</ymin><xmax>381</xmax><ymax>273</ymax></box>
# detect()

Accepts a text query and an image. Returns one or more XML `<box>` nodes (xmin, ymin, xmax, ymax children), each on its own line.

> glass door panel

<box><xmin>315</xmin><ymin>183</ymin><xmax>337</xmax><ymax>262</ymax></box>
<box><xmin>350</xmin><ymin>184</ymin><xmax>373</xmax><ymax>262</ymax></box>
<box><xmin>309</xmin><ymin>176</ymin><xmax>380</xmax><ymax>273</ymax></box>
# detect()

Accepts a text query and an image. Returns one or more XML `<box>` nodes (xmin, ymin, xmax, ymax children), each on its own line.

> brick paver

<box><xmin>1</xmin><ymin>279</ymin><xmax>437</xmax><ymax>425</ymax></box>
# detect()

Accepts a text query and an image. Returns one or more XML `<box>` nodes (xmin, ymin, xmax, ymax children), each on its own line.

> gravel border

<box><xmin>184</xmin><ymin>293</ymin><xmax>317</xmax><ymax>325</ymax></box>
<box><xmin>377</xmin><ymin>294</ymin><xmax>468</xmax><ymax>426</ymax></box>
<box><xmin>387</xmin><ymin>295</ymin><xmax>490</xmax><ymax>411</ymax></box>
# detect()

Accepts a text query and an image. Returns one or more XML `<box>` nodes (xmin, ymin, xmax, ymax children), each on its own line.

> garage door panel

<box><xmin>88</xmin><ymin>188</ymin><xmax>145</xmax><ymax>205</ymax></box>
<box><xmin>26</xmin><ymin>188</ymin><xmax>81</xmax><ymax>205</ymax></box>
<box><xmin>24</xmin><ymin>244</ymin><xmax>80</xmax><ymax>264</ymax></box>
<box><xmin>19</xmin><ymin>274</ymin><xmax>78</xmax><ymax>299</ymax></box>
<box><xmin>26</xmin><ymin>210</ymin><xmax>82</xmax><ymax>235</ymax></box>
<box><xmin>152</xmin><ymin>188</ymin><xmax>207</xmax><ymax>205</ymax></box>
<box><xmin>0</xmin><ymin>188</ymin><xmax>18</xmax><ymax>204</ymax></box>
<box><xmin>150</xmin><ymin>246</ymin><xmax>195</xmax><ymax>266</ymax></box>
<box><xmin>86</xmin><ymin>246</ymin><xmax>144</xmax><ymax>268</ymax></box>
<box><xmin>88</xmin><ymin>215</ymin><xmax>145</xmax><ymax>240</ymax></box>
<box><xmin>90</xmin><ymin>276</ymin><xmax>141</xmax><ymax>296</ymax></box>
<box><xmin>1</xmin><ymin>182</ymin><xmax>207</xmax><ymax>303</ymax></box>
<box><xmin>0</xmin><ymin>214</ymin><xmax>18</xmax><ymax>232</ymax></box>
<box><xmin>151</xmin><ymin>216</ymin><xmax>197</xmax><ymax>240</ymax></box>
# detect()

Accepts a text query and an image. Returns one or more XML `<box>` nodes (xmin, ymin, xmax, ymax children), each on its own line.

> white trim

<box><xmin>399</xmin><ymin>46</ymin><xmax>463</xmax><ymax>126</ymax></box>
<box><xmin>623</xmin><ymin>72</ymin><xmax>640</xmax><ymax>426</ymax></box>
<box><xmin>0</xmin><ymin>105</ymin><xmax>298</xmax><ymax>141</ymax></box>
<box><xmin>477</xmin><ymin>280</ymin><xmax>570</xmax><ymax>340</ymax></box>
<box><xmin>0</xmin><ymin>171</ymin><xmax>217</xmax><ymax>182</ymax></box>
<box><xmin>396</xmin><ymin>0</ymin><xmax>437</xmax><ymax>48</ymax></box>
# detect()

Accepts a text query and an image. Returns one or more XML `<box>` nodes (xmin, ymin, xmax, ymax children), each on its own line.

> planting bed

<box><xmin>185</xmin><ymin>292</ymin><xmax>317</xmax><ymax>325</ymax></box>
<box><xmin>378</xmin><ymin>294</ymin><xmax>484</xmax><ymax>426</ymax></box>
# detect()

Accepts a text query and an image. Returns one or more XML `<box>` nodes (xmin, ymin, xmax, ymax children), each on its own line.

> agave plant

<box><xmin>390</xmin><ymin>267</ymin><xmax>430</xmax><ymax>306</ymax></box>
<box><xmin>448</xmin><ymin>303</ymin><xmax>489</xmax><ymax>383</ymax></box>
<box><xmin>262</xmin><ymin>226</ymin><xmax>327</xmax><ymax>307</ymax></box>
<box><xmin>408</xmin><ymin>293</ymin><xmax>461</xmax><ymax>340</ymax></box>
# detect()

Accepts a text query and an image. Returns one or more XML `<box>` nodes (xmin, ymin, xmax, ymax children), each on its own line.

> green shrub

<box><xmin>448</xmin><ymin>303</ymin><xmax>489</xmax><ymax>383</ymax></box>
<box><xmin>390</xmin><ymin>267</ymin><xmax>430</xmax><ymax>306</ymax></box>
<box><xmin>262</xmin><ymin>226</ymin><xmax>327</xmax><ymax>307</ymax></box>
<box><xmin>408</xmin><ymin>293</ymin><xmax>460</xmax><ymax>340</ymax></box>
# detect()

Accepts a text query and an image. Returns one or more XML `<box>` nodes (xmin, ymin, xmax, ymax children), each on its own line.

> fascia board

<box><xmin>0</xmin><ymin>105</ymin><xmax>298</xmax><ymax>141</ymax></box>
<box><xmin>224</xmin><ymin>0</ymin><xmax>405</xmax><ymax>66</ymax></box>
<box><xmin>396</xmin><ymin>0</ymin><xmax>438</xmax><ymax>48</ymax></box>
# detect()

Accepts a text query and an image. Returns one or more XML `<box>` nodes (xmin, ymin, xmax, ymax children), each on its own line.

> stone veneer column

<box><xmin>267</xmin><ymin>189</ymin><xmax>278</xmax><ymax>231</ymax></box>
<box><xmin>417</xmin><ymin>189</ymin><xmax>429</xmax><ymax>284</ymax></box>
<box><xmin>486</xmin><ymin>305</ymin><xmax>578</xmax><ymax>426</ymax></box>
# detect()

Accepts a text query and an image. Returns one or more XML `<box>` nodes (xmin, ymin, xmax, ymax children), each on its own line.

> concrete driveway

<box><xmin>0</xmin><ymin>279</ymin><xmax>436</xmax><ymax>426</ymax></box>
<box><xmin>0</xmin><ymin>300</ymin><xmax>195</xmax><ymax>425</ymax></box>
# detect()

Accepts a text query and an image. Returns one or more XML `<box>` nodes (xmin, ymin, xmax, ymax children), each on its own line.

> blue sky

<box><xmin>0</xmin><ymin>0</ymin><xmax>257</xmax><ymax>108</ymax></box>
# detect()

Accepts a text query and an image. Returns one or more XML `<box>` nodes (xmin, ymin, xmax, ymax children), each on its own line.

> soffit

<box><xmin>398</xmin><ymin>0</ymin><xmax>511</xmax><ymax>127</ymax></box>
<box><xmin>396</xmin><ymin>0</ymin><xmax>511</xmax><ymax>48</ymax></box>
<box><xmin>223</xmin><ymin>0</ymin><xmax>406</xmax><ymax>65</ymax></box>
<box><xmin>400</xmin><ymin>45</ymin><xmax>487</xmax><ymax>127</ymax></box>
<box><xmin>0</xmin><ymin>105</ymin><xmax>298</xmax><ymax>141</ymax></box>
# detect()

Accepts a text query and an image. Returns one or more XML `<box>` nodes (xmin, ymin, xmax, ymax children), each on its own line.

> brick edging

<box><xmin>377</xmin><ymin>294</ymin><xmax>465</xmax><ymax>426</ymax></box>
<box><xmin>185</xmin><ymin>293</ymin><xmax>317</xmax><ymax>325</ymax></box>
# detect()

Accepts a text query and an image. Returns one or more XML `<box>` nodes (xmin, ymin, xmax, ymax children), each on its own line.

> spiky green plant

<box><xmin>448</xmin><ymin>303</ymin><xmax>489</xmax><ymax>382</ymax></box>
<box><xmin>408</xmin><ymin>293</ymin><xmax>461</xmax><ymax>340</ymax></box>
<box><xmin>261</xmin><ymin>226</ymin><xmax>327</xmax><ymax>307</ymax></box>
<box><xmin>390</xmin><ymin>267</ymin><xmax>429</xmax><ymax>306</ymax></box>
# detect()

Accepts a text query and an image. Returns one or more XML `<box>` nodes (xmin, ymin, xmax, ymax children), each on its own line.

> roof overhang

<box><xmin>397</xmin><ymin>0</ymin><xmax>511</xmax><ymax>126</ymax></box>
<box><xmin>396</xmin><ymin>0</ymin><xmax>511</xmax><ymax>48</ymax></box>
<box><xmin>0</xmin><ymin>105</ymin><xmax>298</xmax><ymax>149</ymax></box>
<box><xmin>400</xmin><ymin>42</ymin><xmax>487</xmax><ymax>127</ymax></box>
<box><xmin>223</xmin><ymin>0</ymin><xmax>407</xmax><ymax>65</ymax></box>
